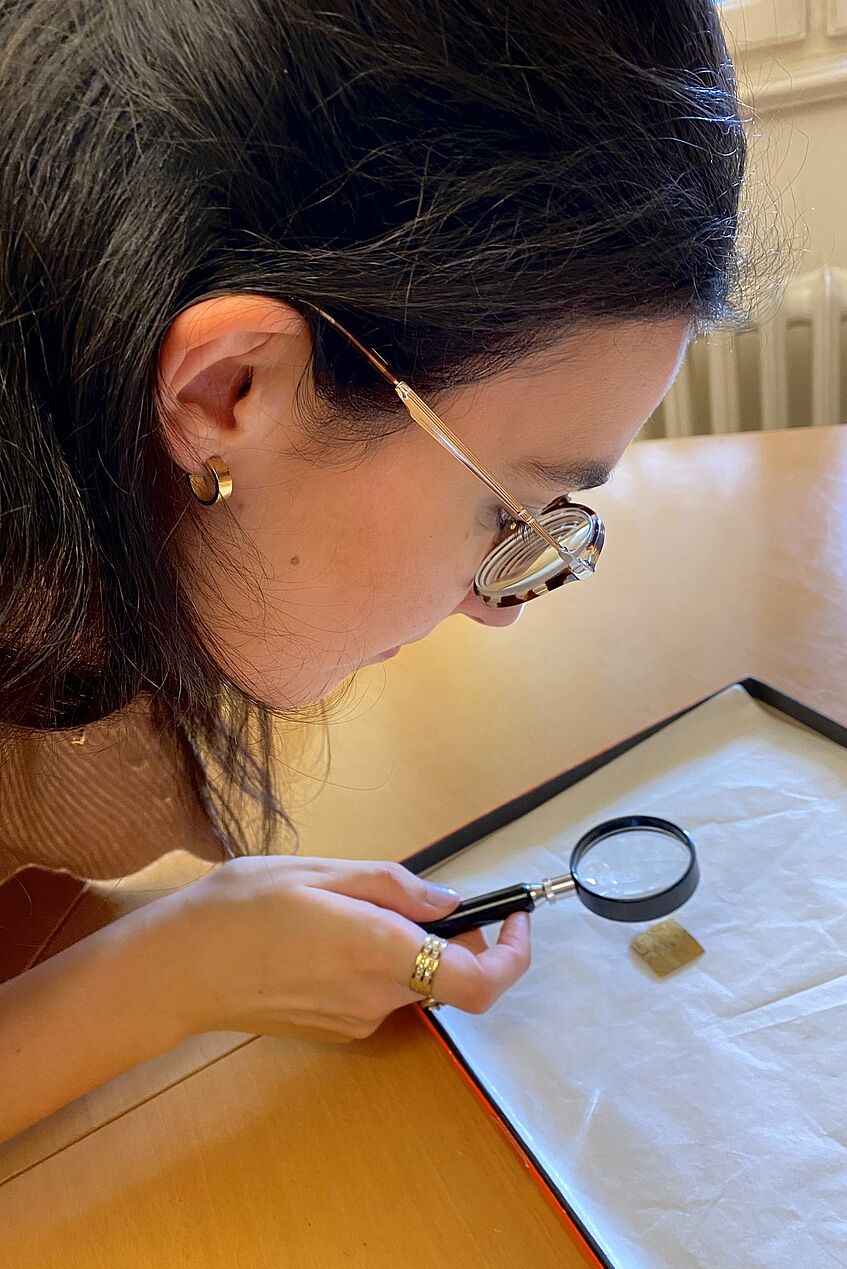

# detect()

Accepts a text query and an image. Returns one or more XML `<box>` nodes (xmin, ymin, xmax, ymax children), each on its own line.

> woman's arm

<box><xmin>0</xmin><ymin>895</ymin><xmax>190</xmax><ymax>1144</ymax></box>
<box><xmin>0</xmin><ymin>857</ymin><xmax>529</xmax><ymax>1145</ymax></box>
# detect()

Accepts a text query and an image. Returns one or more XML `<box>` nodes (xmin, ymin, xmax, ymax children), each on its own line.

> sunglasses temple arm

<box><xmin>302</xmin><ymin>302</ymin><xmax>399</xmax><ymax>385</ymax></box>
<box><xmin>395</xmin><ymin>383</ymin><xmax>580</xmax><ymax>566</ymax></box>
<box><xmin>302</xmin><ymin>302</ymin><xmax>582</xmax><ymax>569</ymax></box>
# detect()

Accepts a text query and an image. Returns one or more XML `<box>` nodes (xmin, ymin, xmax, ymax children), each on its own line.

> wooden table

<box><xmin>2</xmin><ymin>426</ymin><xmax>846</xmax><ymax>1267</ymax></box>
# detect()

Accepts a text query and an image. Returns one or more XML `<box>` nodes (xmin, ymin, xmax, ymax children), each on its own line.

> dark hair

<box><xmin>0</xmin><ymin>0</ymin><xmax>748</xmax><ymax>854</ymax></box>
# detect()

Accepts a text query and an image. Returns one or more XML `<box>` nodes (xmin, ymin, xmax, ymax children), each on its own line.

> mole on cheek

<box><xmin>290</xmin><ymin>555</ymin><xmax>300</xmax><ymax>567</ymax></box>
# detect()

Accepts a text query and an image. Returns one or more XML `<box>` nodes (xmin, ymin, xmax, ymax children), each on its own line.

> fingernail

<box><xmin>427</xmin><ymin>883</ymin><xmax>461</xmax><ymax>905</ymax></box>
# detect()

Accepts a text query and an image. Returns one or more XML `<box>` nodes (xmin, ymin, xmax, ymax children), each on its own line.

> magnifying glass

<box><xmin>421</xmin><ymin>815</ymin><xmax>699</xmax><ymax>939</ymax></box>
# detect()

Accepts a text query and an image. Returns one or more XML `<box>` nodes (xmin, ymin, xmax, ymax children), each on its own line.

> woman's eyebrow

<box><xmin>512</xmin><ymin>456</ymin><xmax>613</xmax><ymax>492</ymax></box>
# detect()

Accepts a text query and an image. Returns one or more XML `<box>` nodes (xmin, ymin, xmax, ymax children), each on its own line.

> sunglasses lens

<box><xmin>473</xmin><ymin>503</ymin><xmax>604</xmax><ymax>607</ymax></box>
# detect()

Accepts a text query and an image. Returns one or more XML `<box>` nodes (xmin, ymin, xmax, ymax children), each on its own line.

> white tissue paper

<box><xmin>425</xmin><ymin>686</ymin><xmax>847</xmax><ymax>1269</ymax></box>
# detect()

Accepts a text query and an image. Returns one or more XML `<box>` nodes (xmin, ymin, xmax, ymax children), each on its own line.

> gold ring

<box><xmin>409</xmin><ymin>933</ymin><xmax>447</xmax><ymax>1008</ymax></box>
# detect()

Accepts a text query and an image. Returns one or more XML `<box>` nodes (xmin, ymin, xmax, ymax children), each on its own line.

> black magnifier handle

<box><xmin>420</xmin><ymin>816</ymin><xmax>698</xmax><ymax>937</ymax></box>
<box><xmin>421</xmin><ymin>876</ymin><xmax>575</xmax><ymax>938</ymax></box>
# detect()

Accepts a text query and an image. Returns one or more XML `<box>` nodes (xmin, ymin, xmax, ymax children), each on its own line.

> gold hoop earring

<box><xmin>188</xmin><ymin>455</ymin><xmax>233</xmax><ymax>506</ymax></box>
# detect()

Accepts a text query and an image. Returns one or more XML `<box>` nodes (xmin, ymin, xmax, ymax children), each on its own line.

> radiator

<box><xmin>646</xmin><ymin>265</ymin><xmax>847</xmax><ymax>438</ymax></box>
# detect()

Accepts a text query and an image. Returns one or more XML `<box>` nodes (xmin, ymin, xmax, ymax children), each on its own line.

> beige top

<box><xmin>0</xmin><ymin>698</ymin><xmax>225</xmax><ymax>884</ymax></box>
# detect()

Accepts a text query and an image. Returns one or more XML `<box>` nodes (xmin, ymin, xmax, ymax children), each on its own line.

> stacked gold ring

<box><xmin>409</xmin><ymin>933</ymin><xmax>448</xmax><ymax>1011</ymax></box>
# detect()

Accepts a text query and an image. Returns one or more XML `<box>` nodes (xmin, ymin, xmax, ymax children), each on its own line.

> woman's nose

<box><xmin>454</xmin><ymin>589</ymin><xmax>524</xmax><ymax>628</ymax></box>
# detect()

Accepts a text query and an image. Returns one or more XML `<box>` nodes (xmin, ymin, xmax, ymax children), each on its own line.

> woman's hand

<box><xmin>163</xmin><ymin>856</ymin><xmax>532</xmax><ymax>1043</ymax></box>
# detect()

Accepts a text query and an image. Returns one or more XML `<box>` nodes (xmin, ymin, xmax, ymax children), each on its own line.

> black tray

<box><xmin>401</xmin><ymin>677</ymin><xmax>847</xmax><ymax>1269</ymax></box>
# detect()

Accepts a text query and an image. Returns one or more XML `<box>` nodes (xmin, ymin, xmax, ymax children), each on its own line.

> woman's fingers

<box><xmin>307</xmin><ymin>858</ymin><xmax>462</xmax><ymax>921</ymax></box>
<box><xmin>471</xmin><ymin>911</ymin><xmax>532</xmax><ymax>985</ymax></box>
<box><xmin>450</xmin><ymin>928</ymin><xmax>489</xmax><ymax>955</ymax></box>
<box><xmin>399</xmin><ymin>911</ymin><xmax>531</xmax><ymax>1014</ymax></box>
<box><xmin>309</xmin><ymin>861</ymin><xmax>532</xmax><ymax>1014</ymax></box>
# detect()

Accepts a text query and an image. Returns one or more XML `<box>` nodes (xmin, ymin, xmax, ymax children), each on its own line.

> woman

<box><xmin>0</xmin><ymin>0</ymin><xmax>748</xmax><ymax>1141</ymax></box>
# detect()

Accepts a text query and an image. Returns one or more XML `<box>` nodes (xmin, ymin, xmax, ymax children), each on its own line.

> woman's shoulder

<box><xmin>0</xmin><ymin>699</ymin><xmax>226</xmax><ymax>882</ymax></box>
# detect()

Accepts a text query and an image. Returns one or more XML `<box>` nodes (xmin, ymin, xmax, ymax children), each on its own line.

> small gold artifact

<box><xmin>630</xmin><ymin>919</ymin><xmax>704</xmax><ymax>977</ymax></box>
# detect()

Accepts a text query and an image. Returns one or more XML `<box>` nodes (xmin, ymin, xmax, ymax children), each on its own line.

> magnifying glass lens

<box><xmin>573</xmin><ymin>828</ymin><xmax>692</xmax><ymax>900</ymax></box>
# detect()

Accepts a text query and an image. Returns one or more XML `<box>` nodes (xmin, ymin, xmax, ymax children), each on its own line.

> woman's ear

<box><xmin>155</xmin><ymin>295</ymin><xmax>307</xmax><ymax>473</ymax></box>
